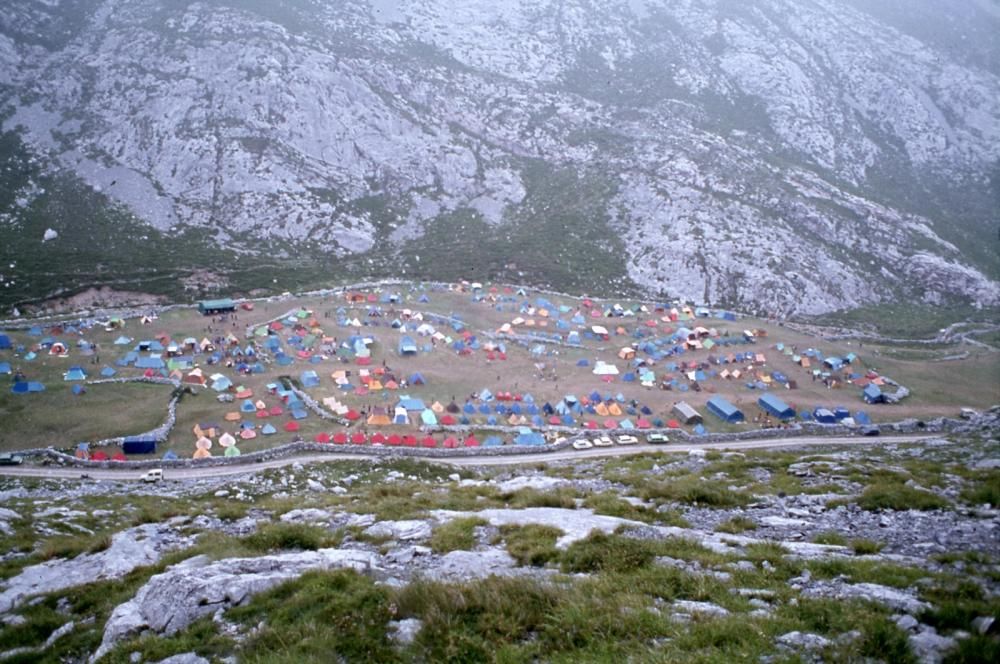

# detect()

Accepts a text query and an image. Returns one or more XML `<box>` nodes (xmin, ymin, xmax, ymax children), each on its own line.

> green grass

<box><xmin>560</xmin><ymin>531</ymin><xmax>657</xmax><ymax>574</ymax></box>
<box><xmin>226</xmin><ymin>569</ymin><xmax>399</xmax><ymax>663</ymax></box>
<box><xmin>497</xmin><ymin>524</ymin><xmax>562</xmax><ymax>567</ymax></box>
<box><xmin>850</xmin><ymin>538</ymin><xmax>886</xmax><ymax>555</ymax></box>
<box><xmin>429</xmin><ymin>517</ymin><xmax>486</xmax><ymax>554</ymax></box>
<box><xmin>960</xmin><ymin>474</ymin><xmax>1000</xmax><ymax>507</ymax></box>
<box><xmin>641</xmin><ymin>476</ymin><xmax>751</xmax><ymax>508</ymax></box>
<box><xmin>241</xmin><ymin>522</ymin><xmax>342</xmax><ymax>553</ymax></box>
<box><xmin>847</xmin><ymin>482</ymin><xmax>951</xmax><ymax>511</ymax></box>
<box><xmin>812</xmin><ymin>531</ymin><xmax>848</xmax><ymax>546</ymax></box>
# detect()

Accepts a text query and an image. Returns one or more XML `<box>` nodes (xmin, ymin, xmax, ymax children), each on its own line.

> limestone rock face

<box><xmin>2</xmin><ymin>0</ymin><xmax>998</xmax><ymax>312</ymax></box>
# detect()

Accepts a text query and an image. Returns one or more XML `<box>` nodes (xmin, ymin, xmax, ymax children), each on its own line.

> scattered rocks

<box><xmin>426</xmin><ymin>549</ymin><xmax>518</xmax><ymax>581</ymax></box>
<box><xmin>152</xmin><ymin>653</ymin><xmax>210</xmax><ymax>664</ymax></box>
<box><xmin>776</xmin><ymin>631</ymin><xmax>831</xmax><ymax>651</ymax></box>
<box><xmin>908</xmin><ymin>626</ymin><xmax>957</xmax><ymax>664</ymax></box>
<box><xmin>801</xmin><ymin>581</ymin><xmax>930</xmax><ymax>614</ymax></box>
<box><xmin>279</xmin><ymin>508</ymin><xmax>333</xmax><ymax>524</ymax></box>
<box><xmin>672</xmin><ymin>600</ymin><xmax>729</xmax><ymax>618</ymax></box>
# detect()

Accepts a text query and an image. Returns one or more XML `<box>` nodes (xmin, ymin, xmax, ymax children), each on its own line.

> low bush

<box><xmin>242</xmin><ymin>522</ymin><xmax>341</xmax><ymax>553</ymax></box>
<box><xmin>499</xmin><ymin>524</ymin><xmax>562</xmax><ymax>567</ymax></box>
<box><xmin>429</xmin><ymin>517</ymin><xmax>486</xmax><ymax>553</ymax></box>
<box><xmin>560</xmin><ymin>531</ymin><xmax>655</xmax><ymax>574</ymax></box>
<box><xmin>855</xmin><ymin>482</ymin><xmax>950</xmax><ymax>511</ymax></box>
<box><xmin>714</xmin><ymin>516</ymin><xmax>757</xmax><ymax>534</ymax></box>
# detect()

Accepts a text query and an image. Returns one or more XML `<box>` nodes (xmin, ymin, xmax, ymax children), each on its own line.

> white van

<box><xmin>140</xmin><ymin>468</ymin><xmax>163</xmax><ymax>483</ymax></box>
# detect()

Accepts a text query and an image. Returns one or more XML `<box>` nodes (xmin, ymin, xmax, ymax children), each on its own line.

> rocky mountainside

<box><xmin>1</xmin><ymin>0</ymin><xmax>998</xmax><ymax>314</ymax></box>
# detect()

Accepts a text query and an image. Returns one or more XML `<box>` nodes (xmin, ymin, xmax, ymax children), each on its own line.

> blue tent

<box><xmin>300</xmin><ymin>371</ymin><xmax>320</xmax><ymax>388</ymax></box>
<box><xmin>399</xmin><ymin>397</ymin><xmax>426</xmax><ymax>411</ymax></box>
<box><xmin>854</xmin><ymin>411</ymin><xmax>872</xmax><ymax>425</ymax></box>
<box><xmin>123</xmin><ymin>437</ymin><xmax>156</xmax><ymax>454</ymax></box>
<box><xmin>399</xmin><ymin>336</ymin><xmax>418</xmax><ymax>355</ymax></box>
<box><xmin>135</xmin><ymin>356</ymin><xmax>165</xmax><ymax>370</ymax></box>
<box><xmin>0</xmin><ymin>362</ymin><xmax>10</xmax><ymax>374</ymax></box>
<box><xmin>71</xmin><ymin>384</ymin><xmax>85</xmax><ymax>395</ymax></box>
<box><xmin>162</xmin><ymin>449</ymin><xmax>179</xmax><ymax>460</ymax></box>
<box><xmin>834</xmin><ymin>406</ymin><xmax>851</xmax><ymax>421</ymax></box>
<box><xmin>693</xmin><ymin>424</ymin><xmax>707</xmax><ymax>435</ymax></box>
<box><xmin>758</xmin><ymin>393</ymin><xmax>795</xmax><ymax>420</ymax></box>
<box><xmin>0</xmin><ymin>334</ymin><xmax>11</xmax><ymax>350</ymax></box>
<box><xmin>707</xmin><ymin>396</ymin><xmax>744</xmax><ymax>423</ymax></box>
<box><xmin>463</xmin><ymin>402</ymin><xmax>475</xmax><ymax>414</ymax></box>
<box><xmin>514</xmin><ymin>430</ymin><xmax>545</xmax><ymax>446</ymax></box>
<box><xmin>483</xmin><ymin>435</ymin><xmax>503</xmax><ymax>447</ymax></box>
<box><xmin>11</xmin><ymin>382</ymin><xmax>45</xmax><ymax>394</ymax></box>
<box><xmin>862</xmin><ymin>384</ymin><xmax>884</xmax><ymax>404</ymax></box>
<box><xmin>291</xmin><ymin>408</ymin><xmax>308</xmax><ymax>420</ymax></box>
<box><xmin>261</xmin><ymin>423</ymin><xmax>277</xmax><ymax>435</ymax></box>
<box><xmin>421</xmin><ymin>409</ymin><xmax>438</xmax><ymax>426</ymax></box>
<box><xmin>812</xmin><ymin>408</ymin><xmax>835</xmax><ymax>424</ymax></box>
<box><xmin>487</xmin><ymin>416</ymin><xmax>497</xmax><ymax>425</ymax></box>
<box><xmin>240</xmin><ymin>399</ymin><xmax>256</xmax><ymax>413</ymax></box>
<box><xmin>407</xmin><ymin>372</ymin><xmax>426</xmax><ymax>385</ymax></box>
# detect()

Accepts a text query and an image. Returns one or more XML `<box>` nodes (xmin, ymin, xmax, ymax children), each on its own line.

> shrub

<box><xmin>642</xmin><ymin>477</ymin><xmax>750</xmax><ymax>508</ymax></box>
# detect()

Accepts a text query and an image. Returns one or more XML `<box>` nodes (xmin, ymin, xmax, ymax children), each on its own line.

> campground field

<box><xmin>0</xmin><ymin>281</ymin><xmax>997</xmax><ymax>457</ymax></box>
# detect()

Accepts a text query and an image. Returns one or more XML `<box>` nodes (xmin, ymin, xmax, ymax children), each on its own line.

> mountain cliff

<box><xmin>1</xmin><ymin>0</ymin><xmax>998</xmax><ymax>314</ymax></box>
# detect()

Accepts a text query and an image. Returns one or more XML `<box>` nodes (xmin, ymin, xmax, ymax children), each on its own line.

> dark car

<box><xmin>860</xmin><ymin>426</ymin><xmax>880</xmax><ymax>437</ymax></box>
<box><xmin>0</xmin><ymin>453</ymin><xmax>24</xmax><ymax>466</ymax></box>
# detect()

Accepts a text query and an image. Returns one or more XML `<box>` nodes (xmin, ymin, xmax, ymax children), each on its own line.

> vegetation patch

<box><xmin>714</xmin><ymin>516</ymin><xmax>758</xmax><ymax>534</ymax></box>
<box><xmin>850</xmin><ymin>482</ymin><xmax>951</xmax><ymax>511</ymax></box>
<box><xmin>429</xmin><ymin>517</ymin><xmax>486</xmax><ymax>554</ymax></box>
<box><xmin>560</xmin><ymin>531</ymin><xmax>657</xmax><ymax>574</ymax></box>
<box><xmin>641</xmin><ymin>477</ymin><xmax>751</xmax><ymax>508</ymax></box>
<box><xmin>850</xmin><ymin>538</ymin><xmax>886</xmax><ymax>555</ymax></box>
<box><xmin>242</xmin><ymin>522</ymin><xmax>342</xmax><ymax>553</ymax></box>
<box><xmin>497</xmin><ymin>524</ymin><xmax>562</xmax><ymax>567</ymax></box>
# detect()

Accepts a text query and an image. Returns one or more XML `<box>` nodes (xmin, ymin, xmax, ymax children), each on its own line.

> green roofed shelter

<box><xmin>198</xmin><ymin>299</ymin><xmax>236</xmax><ymax>315</ymax></box>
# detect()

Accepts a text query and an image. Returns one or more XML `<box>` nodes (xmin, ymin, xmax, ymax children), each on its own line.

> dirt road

<box><xmin>0</xmin><ymin>434</ymin><xmax>932</xmax><ymax>482</ymax></box>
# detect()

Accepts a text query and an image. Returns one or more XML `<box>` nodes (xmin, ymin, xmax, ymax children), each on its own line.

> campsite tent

<box><xmin>706</xmin><ymin>396</ymin><xmax>744</xmax><ymax>423</ymax></box>
<box><xmin>862</xmin><ymin>384</ymin><xmax>885</xmax><ymax>404</ymax></box>
<box><xmin>757</xmin><ymin>393</ymin><xmax>795</xmax><ymax>420</ymax></box>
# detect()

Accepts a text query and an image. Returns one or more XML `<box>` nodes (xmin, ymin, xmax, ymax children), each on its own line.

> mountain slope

<box><xmin>0</xmin><ymin>0</ymin><xmax>997</xmax><ymax>314</ymax></box>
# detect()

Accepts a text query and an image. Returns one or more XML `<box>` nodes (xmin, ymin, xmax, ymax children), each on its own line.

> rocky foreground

<box><xmin>0</xmin><ymin>417</ymin><xmax>998</xmax><ymax>662</ymax></box>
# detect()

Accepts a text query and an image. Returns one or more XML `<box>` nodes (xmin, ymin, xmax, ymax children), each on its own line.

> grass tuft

<box><xmin>429</xmin><ymin>517</ymin><xmax>486</xmax><ymax>554</ymax></box>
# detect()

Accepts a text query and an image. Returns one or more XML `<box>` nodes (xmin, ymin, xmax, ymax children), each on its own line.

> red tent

<box><xmin>332</xmin><ymin>432</ymin><xmax>348</xmax><ymax>445</ymax></box>
<box><xmin>463</xmin><ymin>435</ymin><xmax>480</xmax><ymax>448</ymax></box>
<box><xmin>91</xmin><ymin>450</ymin><xmax>108</xmax><ymax>461</ymax></box>
<box><xmin>345</xmin><ymin>410</ymin><xmax>361</xmax><ymax>421</ymax></box>
<box><xmin>421</xmin><ymin>435</ymin><xmax>437</xmax><ymax>448</ymax></box>
<box><xmin>314</xmin><ymin>432</ymin><xmax>331</xmax><ymax>443</ymax></box>
<box><xmin>386</xmin><ymin>434</ymin><xmax>402</xmax><ymax>446</ymax></box>
<box><xmin>667</xmin><ymin>419</ymin><xmax>681</xmax><ymax>429</ymax></box>
<box><xmin>548</xmin><ymin>416</ymin><xmax>561</xmax><ymax>425</ymax></box>
<box><xmin>371</xmin><ymin>432</ymin><xmax>387</xmax><ymax>445</ymax></box>
<box><xmin>604</xmin><ymin>418</ymin><xmax>618</xmax><ymax>429</ymax></box>
<box><xmin>636</xmin><ymin>418</ymin><xmax>652</xmax><ymax>429</ymax></box>
<box><xmin>356</xmin><ymin>357</ymin><xmax>372</xmax><ymax>366</ymax></box>
<box><xmin>269</xmin><ymin>405</ymin><xmax>283</xmax><ymax>416</ymax></box>
<box><xmin>403</xmin><ymin>435</ymin><xmax>418</xmax><ymax>447</ymax></box>
<box><xmin>442</xmin><ymin>436</ymin><xmax>459</xmax><ymax>449</ymax></box>
<box><xmin>111</xmin><ymin>451</ymin><xmax>127</xmax><ymax>462</ymax></box>
<box><xmin>584</xmin><ymin>421</ymin><xmax>600</xmax><ymax>430</ymax></box>
<box><xmin>440</xmin><ymin>414</ymin><xmax>456</xmax><ymax>425</ymax></box>
<box><xmin>284</xmin><ymin>421</ymin><xmax>300</xmax><ymax>432</ymax></box>
<box><xmin>350</xmin><ymin>432</ymin><xmax>367</xmax><ymax>444</ymax></box>
<box><xmin>256</xmin><ymin>410</ymin><xmax>269</xmax><ymax>419</ymax></box>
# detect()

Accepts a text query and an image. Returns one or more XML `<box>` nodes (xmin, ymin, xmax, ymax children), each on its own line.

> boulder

<box><xmin>364</xmin><ymin>520</ymin><xmax>433</xmax><ymax>541</ymax></box>
<box><xmin>908</xmin><ymin>626</ymin><xmax>956</xmax><ymax>664</ymax></box>
<box><xmin>776</xmin><ymin>631</ymin><xmax>831</xmax><ymax>650</ymax></box>
<box><xmin>279</xmin><ymin>508</ymin><xmax>333</xmax><ymax>524</ymax></box>
<box><xmin>93</xmin><ymin>549</ymin><xmax>379</xmax><ymax>662</ymax></box>
<box><xmin>152</xmin><ymin>655</ymin><xmax>209</xmax><ymax>664</ymax></box>
<box><xmin>0</xmin><ymin>524</ymin><xmax>191</xmax><ymax>614</ymax></box>
<box><xmin>426</xmin><ymin>549</ymin><xmax>517</xmax><ymax>581</ymax></box>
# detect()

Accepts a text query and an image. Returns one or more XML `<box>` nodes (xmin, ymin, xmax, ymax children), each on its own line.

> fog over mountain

<box><xmin>1</xmin><ymin>0</ymin><xmax>998</xmax><ymax>314</ymax></box>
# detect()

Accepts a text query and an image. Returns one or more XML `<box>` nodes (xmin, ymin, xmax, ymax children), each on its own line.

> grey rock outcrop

<box><xmin>0</xmin><ymin>524</ymin><xmax>192</xmax><ymax>614</ymax></box>
<box><xmin>93</xmin><ymin>548</ymin><xmax>380</xmax><ymax>661</ymax></box>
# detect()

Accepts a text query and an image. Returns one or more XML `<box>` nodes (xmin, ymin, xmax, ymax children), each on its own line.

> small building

<box><xmin>197</xmin><ymin>299</ymin><xmax>236</xmax><ymax>315</ymax></box>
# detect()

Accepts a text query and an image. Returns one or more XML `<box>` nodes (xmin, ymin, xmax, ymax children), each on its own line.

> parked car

<box><xmin>140</xmin><ymin>468</ymin><xmax>163</xmax><ymax>483</ymax></box>
<box><xmin>616</xmin><ymin>435</ymin><xmax>639</xmax><ymax>445</ymax></box>
<box><xmin>0</xmin><ymin>453</ymin><xmax>24</xmax><ymax>466</ymax></box>
<box><xmin>593</xmin><ymin>436</ymin><xmax>614</xmax><ymax>447</ymax></box>
<box><xmin>860</xmin><ymin>426</ymin><xmax>880</xmax><ymax>437</ymax></box>
<box><xmin>572</xmin><ymin>439</ymin><xmax>594</xmax><ymax>450</ymax></box>
<box><xmin>647</xmin><ymin>433</ymin><xmax>669</xmax><ymax>444</ymax></box>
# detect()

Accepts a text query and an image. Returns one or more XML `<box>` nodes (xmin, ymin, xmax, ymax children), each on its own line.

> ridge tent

<box><xmin>862</xmin><ymin>384</ymin><xmax>885</xmax><ymax>404</ymax></box>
